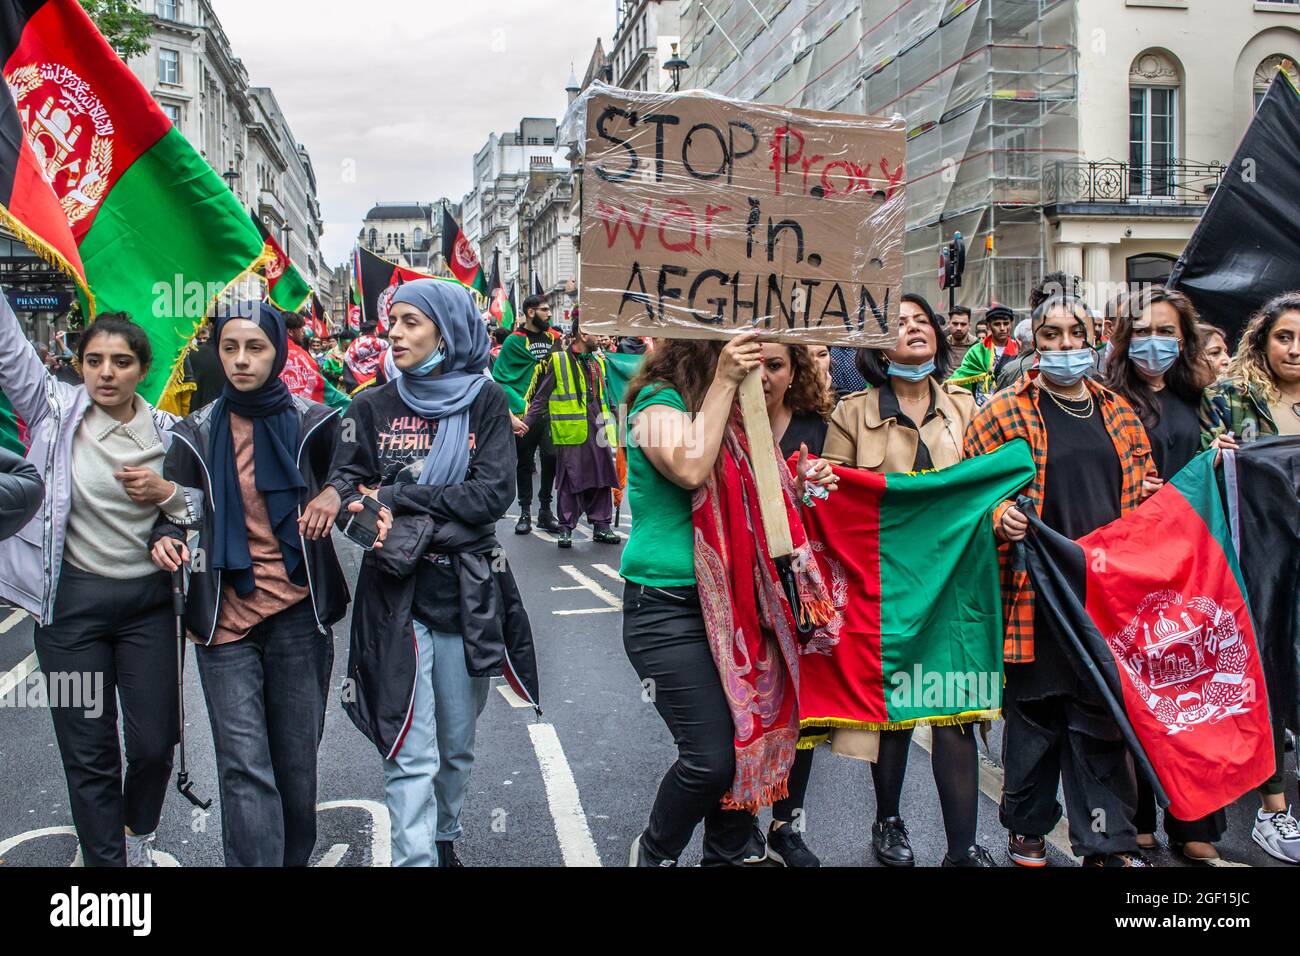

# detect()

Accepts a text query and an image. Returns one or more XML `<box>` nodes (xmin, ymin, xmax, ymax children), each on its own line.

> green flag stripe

<box><xmin>76</xmin><ymin>127</ymin><xmax>266</xmax><ymax>402</ymax></box>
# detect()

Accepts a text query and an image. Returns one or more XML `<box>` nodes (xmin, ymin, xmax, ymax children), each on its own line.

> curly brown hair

<box><xmin>1228</xmin><ymin>292</ymin><xmax>1300</xmax><ymax>404</ymax></box>
<box><xmin>774</xmin><ymin>343</ymin><xmax>835</xmax><ymax>419</ymax></box>
<box><xmin>624</xmin><ymin>338</ymin><xmax>722</xmax><ymax>412</ymax></box>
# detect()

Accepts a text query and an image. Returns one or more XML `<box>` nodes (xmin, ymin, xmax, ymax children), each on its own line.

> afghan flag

<box><xmin>798</xmin><ymin>440</ymin><xmax>1037</xmax><ymax>734</ymax></box>
<box><xmin>356</xmin><ymin>244</ymin><xmax>455</xmax><ymax>334</ymax></box>
<box><xmin>1022</xmin><ymin>449</ymin><xmax>1275</xmax><ymax>820</ymax></box>
<box><xmin>0</xmin><ymin>0</ymin><xmax>273</xmax><ymax>404</ymax></box>
<box><xmin>252</xmin><ymin>209</ymin><xmax>311</xmax><ymax>313</ymax></box>
<box><xmin>441</xmin><ymin>205</ymin><xmax>486</xmax><ymax>295</ymax></box>
<box><xmin>947</xmin><ymin>334</ymin><xmax>1018</xmax><ymax>396</ymax></box>
<box><xmin>487</xmin><ymin>251</ymin><xmax>514</xmax><ymax>328</ymax></box>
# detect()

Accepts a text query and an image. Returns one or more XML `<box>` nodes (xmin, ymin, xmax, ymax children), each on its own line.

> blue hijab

<box><xmin>388</xmin><ymin>280</ymin><xmax>490</xmax><ymax>486</ymax></box>
<box><xmin>209</xmin><ymin>303</ymin><xmax>306</xmax><ymax>596</ymax></box>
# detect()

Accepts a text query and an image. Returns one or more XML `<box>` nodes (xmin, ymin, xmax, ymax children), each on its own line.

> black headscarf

<box><xmin>209</xmin><ymin>303</ymin><xmax>306</xmax><ymax>596</ymax></box>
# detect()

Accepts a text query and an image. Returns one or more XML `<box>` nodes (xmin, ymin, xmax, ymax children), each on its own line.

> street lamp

<box><xmin>663</xmin><ymin>42</ymin><xmax>689</xmax><ymax>92</ymax></box>
<box><xmin>281</xmin><ymin>223</ymin><xmax>293</xmax><ymax>259</ymax></box>
<box><xmin>222</xmin><ymin>162</ymin><xmax>239</xmax><ymax>191</ymax></box>
<box><xmin>524</xmin><ymin>216</ymin><xmax>535</xmax><ymax>295</ymax></box>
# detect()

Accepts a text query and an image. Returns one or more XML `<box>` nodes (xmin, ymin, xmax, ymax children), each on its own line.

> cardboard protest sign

<box><xmin>580</xmin><ymin>85</ymin><xmax>906</xmax><ymax>347</ymax></box>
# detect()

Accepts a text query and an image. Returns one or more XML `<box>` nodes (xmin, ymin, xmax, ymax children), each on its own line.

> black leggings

<box><xmin>871</xmin><ymin>725</ymin><xmax>978</xmax><ymax>859</ymax></box>
<box><xmin>33</xmin><ymin>564</ymin><xmax>178</xmax><ymax>867</ymax></box>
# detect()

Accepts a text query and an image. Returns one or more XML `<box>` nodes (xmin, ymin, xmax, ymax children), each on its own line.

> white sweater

<box><xmin>63</xmin><ymin>399</ymin><xmax>188</xmax><ymax>580</ymax></box>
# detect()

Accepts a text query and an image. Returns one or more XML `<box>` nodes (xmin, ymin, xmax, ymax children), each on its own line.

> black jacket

<box><xmin>327</xmin><ymin>378</ymin><xmax>540</xmax><ymax>759</ymax></box>
<box><xmin>0</xmin><ymin>446</ymin><xmax>42</xmax><ymax>542</ymax></box>
<box><xmin>150</xmin><ymin>397</ymin><xmax>350</xmax><ymax>644</ymax></box>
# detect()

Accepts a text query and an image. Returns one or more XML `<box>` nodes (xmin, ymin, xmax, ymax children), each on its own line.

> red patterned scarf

<box><xmin>692</xmin><ymin>407</ymin><xmax>833</xmax><ymax>812</ymax></box>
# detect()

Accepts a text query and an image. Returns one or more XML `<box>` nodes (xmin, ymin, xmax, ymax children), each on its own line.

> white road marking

<box><xmin>0</xmin><ymin>653</ymin><xmax>38</xmax><ymax>700</ymax></box>
<box><xmin>527</xmin><ymin>722</ymin><xmax>601</xmax><ymax>867</ymax></box>
<box><xmin>558</xmin><ymin>565</ymin><xmax>621</xmax><ymax>608</ymax></box>
<box><xmin>496</xmin><ymin>682</ymin><xmax>533</xmax><ymax>709</ymax></box>
<box><xmin>316</xmin><ymin>799</ymin><xmax>392</xmax><ymax>868</ymax></box>
<box><xmin>591</xmin><ymin>564</ymin><xmax>623</xmax><ymax>584</ymax></box>
<box><xmin>315</xmin><ymin>843</ymin><xmax>349</xmax><ymax>867</ymax></box>
<box><xmin>552</xmin><ymin>607</ymin><xmax>620</xmax><ymax>616</ymax></box>
<box><xmin>0</xmin><ymin>608</ymin><xmax>27</xmax><ymax>635</ymax></box>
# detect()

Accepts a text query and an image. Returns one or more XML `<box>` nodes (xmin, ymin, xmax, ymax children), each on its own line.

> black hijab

<box><xmin>209</xmin><ymin>303</ymin><xmax>306</xmax><ymax>596</ymax></box>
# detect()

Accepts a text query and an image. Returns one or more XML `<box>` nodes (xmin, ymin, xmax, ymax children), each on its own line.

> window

<box><xmin>1126</xmin><ymin>253</ymin><xmax>1177</xmax><ymax>288</ymax></box>
<box><xmin>527</xmin><ymin>136</ymin><xmax>539</xmax><ymax>145</ymax></box>
<box><xmin>368</xmin><ymin>228</ymin><xmax>377</xmax><ymax>247</ymax></box>
<box><xmin>1255</xmin><ymin>55</ymin><xmax>1300</xmax><ymax>110</ymax></box>
<box><xmin>159</xmin><ymin>48</ymin><xmax>180</xmax><ymax>85</ymax></box>
<box><xmin>413</xmin><ymin>226</ymin><xmax>424</xmax><ymax>246</ymax></box>
<box><xmin>161</xmin><ymin>102</ymin><xmax>181</xmax><ymax>127</ymax></box>
<box><xmin>156</xmin><ymin>0</ymin><xmax>178</xmax><ymax>19</ymax></box>
<box><xmin>1128</xmin><ymin>51</ymin><xmax>1180</xmax><ymax>198</ymax></box>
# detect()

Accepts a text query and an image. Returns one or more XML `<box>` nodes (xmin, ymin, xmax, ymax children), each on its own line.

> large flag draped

<box><xmin>0</xmin><ymin>0</ymin><xmax>273</xmax><ymax>404</ymax></box>
<box><xmin>797</xmin><ymin>440</ymin><xmax>1036</xmax><ymax>734</ymax></box>
<box><xmin>441</xmin><ymin>205</ymin><xmax>486</xmax><ymax>295</ymax></box>
<box><xmin>356</xmin><ymin>245</ymin><xmax>454</xmax><ymax>334</ymax></box>
<box><xmin>1022</xmin><ymin>449</ymin><xmax>1275</xmax><ymax>820</ymax></box>
<box><xmin>1169</xmin><ymin>72</ymin><xmax>1300</xmax><ymax>341</ymax></box>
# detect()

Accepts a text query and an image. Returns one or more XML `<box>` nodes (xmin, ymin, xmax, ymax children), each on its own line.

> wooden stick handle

<box><xmin>738</xmin><ymin>368</ymin><xmax>794</xmax><ymax>559</ymax></box>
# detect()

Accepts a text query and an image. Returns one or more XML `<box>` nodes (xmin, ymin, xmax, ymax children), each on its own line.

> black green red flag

<box><xmin>487</xmin><ymin>250</ymin><xmax>514</xmax><ymax>328</ymax></box>
<box><xmin>309</xmin><ymin>294</ymin><xmax>328</xmax><ymax>339</ymax></box>
<box><xmin>441</xmin><ymin>205</ymin><xmax>486</xmax><ymax>295</ymax></box>
<box><xmin>357</xmin><ymin>245</ymin><xmax>457</xmax><ymax>334</ymax></box>
<box><xmin>0</xmin><ymin>0</ymin><xmax>273</xmax><ymax>405</ymax></box>
<box><xmin>1022</xmin><ymin>449</ymin><xmax>1275</xmax><ymax>820</ymax></box>
<box><xmin>251</xmin><ymin>209</ymin><xmax>311</xmax><ymax>313</ymax></box>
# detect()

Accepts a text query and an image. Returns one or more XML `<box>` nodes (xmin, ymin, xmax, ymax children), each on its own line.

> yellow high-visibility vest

<box><xmin>547</xmin><ymin>351</ymin><xmax>616</xmax><ymax>449</ymax></box>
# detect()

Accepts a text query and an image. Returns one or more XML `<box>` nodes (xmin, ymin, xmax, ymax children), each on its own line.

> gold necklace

<box><xmin>1042</xmin><ymin>383</ymin><xmax>1095</xmax><ymax>419</ymax></box>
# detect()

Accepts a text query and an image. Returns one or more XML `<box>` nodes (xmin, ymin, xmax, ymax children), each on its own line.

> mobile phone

<box><xmin>343</xmin><ymin>495</ymin><xmax>383</xmax><ymax>551</ymax></box>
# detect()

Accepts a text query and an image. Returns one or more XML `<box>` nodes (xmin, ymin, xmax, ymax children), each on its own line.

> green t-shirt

<box><xmin>619</xmin><ymin>385</ymin><xmax>696</xmax><ymax>587</ymax></box>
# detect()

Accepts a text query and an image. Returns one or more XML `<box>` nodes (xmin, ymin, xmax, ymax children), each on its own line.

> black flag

<box><xmin>1169</xmin><ymin>72</ymin><xmax>1300</xmax><ymax>342</ymax></box>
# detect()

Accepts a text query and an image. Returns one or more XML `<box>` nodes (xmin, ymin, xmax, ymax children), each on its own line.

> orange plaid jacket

<box><xmin>962</xmin><ymin>374</ymin><xmax>1152</xmax><ymax>663</ymax></box>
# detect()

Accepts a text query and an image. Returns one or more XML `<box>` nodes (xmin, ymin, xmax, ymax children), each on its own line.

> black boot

<box><xmin>537</xmin><ymin>506</ymin><xmax>561</xmax><ymax>533</ymax></box>
<box><xmin>436</xmin><ymin>841</ymin><xmax>463</xmax><ymax>867</ymax></box>
<box><xmin>514</xmin><ymin>511</ymin><xmax>532</xmax><ymax>535</ymax></box>
<box><xmin>592</xmin><ymin>524</ymin><xmax>619</xmax><ymax>544</ymax></box>
<box><xmin>557</xmin><ymin>530</ymin><xmax>573</xmax><ymax>549</ymax></box>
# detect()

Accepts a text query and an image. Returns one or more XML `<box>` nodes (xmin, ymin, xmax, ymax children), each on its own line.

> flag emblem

<box><xmin>1114</xmin><ymin>591</ymin><xmax>1253</xmax><ymax>733</ymax></box>
<box><xmin>7</xmin><ymin>62</ymin><xmax>114</xmax><ymax>227</ymax></box>
<box><xmin>453</xmin><ymin>232</ymin><xmax>479</xmax><ymax>272</ymax></box>
<box><xmin>264</xmin><ymin>254</ymin><xmax>284</xmax><ymax>280</ymax></box>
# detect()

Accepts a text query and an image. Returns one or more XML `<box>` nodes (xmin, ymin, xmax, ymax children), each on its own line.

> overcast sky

<box><xmin>212</xmin><ymin>0</ymin><xmax>614</xmax><ymax>267</ymax></box>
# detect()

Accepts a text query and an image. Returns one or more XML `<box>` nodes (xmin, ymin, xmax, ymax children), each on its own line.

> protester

<box><xmin>1197</xmin><ymin>323</ymin><xmax>1231</xmax><ymax>382</ymax></box>
<box><xmin>1202</xmin><ymin>292</ymin><xmax>1300</xmax><ymax>445</ymax></box>
<box><xmin>150</xmin><ymin>303</ymin><xmax>362</xmax><ymax>868</ymax></box>
<box><xmin>965</xmin><ymin>293</ymin><xmax>1156</xmax><ymax>867</ymax></box>
<box><xmin>283</xmin><ymin>312</ymin><xmax>349</xmax><ymax>410</ymax></box>
<box><xmin>327</xmin><ymin>280</ymin><xmax>531</xmax><ymax>867</ymax></box>
<box><xmin>493</xmin><ymin>295</ymin><xmax>562</xmax><ymax>535</ymax></box>
<box><xmin>343</xmin><ymin>322</ymin><xmax>389</xmax><ymax>394</ymax></box>
<box><xmin>621</xmin><ymin>332</ymin><xmax>833</xmax><ymax>866</ymax></box>
<box><xmin>948</xmin><ymin>304</ymin><xmax>1019</xmax><ymax>401</ymax></box>
<box><xmin>1103</xmin><ymin>287</ymin><xmax>1227</xmax><ymax>862</ymax></box>
<box><xmin>0</xmin><ymin>294</ymin><xmax>193</xmax><ymax>867</ymax></box>
<box><xmin>743</xmin><ymin>340</ymin><xmax>836</xmax><ymax>867</ymax></box>
<box><xmin>818</xmin><ymin>294</ymin><xmax>989</xmax><ymax>867</ymax></box>
<box><xmin>807</xmin><ymin>344</ymin><xmax>832</xmax><ymax>385</ymax></box>
<box><xmin>1200</xmin><ymin>292</ymin><xmax>1300</xmax><ymax>863</ymax></box>
<box><xmin>521</xmin><ymin>312</ymin><xmax>619</xmax><ymax>548</ymax></box>
<box><xmin>187</xmin><ymin>321</ymin><xmax>227</xmax><ymax>412</ymax></box>
<box><xmin>0</xmin><ymin>444</ymin><xmax>41</xmax><ymax>540</ymax></box>
<box><xmin>947</xmin><ymin>305</ymin><xmax>976</xmax><ymax>367</ymax></box>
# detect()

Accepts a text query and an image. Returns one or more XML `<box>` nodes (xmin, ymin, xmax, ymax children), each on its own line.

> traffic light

<box><xmin>939</xmin><ymin>232</ymin><xmax>966</xmax><ymax>291</ymax></box>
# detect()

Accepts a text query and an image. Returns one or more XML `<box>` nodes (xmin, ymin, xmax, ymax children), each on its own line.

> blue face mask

<box><xmin>409</xmin><ymin>343</ymin><xmax>447</xmax><ymax>378</ymax></box>
<box><xmin>1128</xmin><ymin>335</ymin><xmax>1181</xmax><ymax>376</ymax></box>
<box><xmin>888</xmin><ymin>359</ymin><xmax>935</xmax><ymax>382</ymax></box>
<box><xmin>1037</xmin><ymin>348</ymin><xmax>1093</xmax><ymax>387</ymax></box>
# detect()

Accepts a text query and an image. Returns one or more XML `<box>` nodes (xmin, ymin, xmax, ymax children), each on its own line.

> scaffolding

<box><xmin>681</xmin><ymin>0</ymin><xmax>1079</xmax><ymax>312</ymax></box>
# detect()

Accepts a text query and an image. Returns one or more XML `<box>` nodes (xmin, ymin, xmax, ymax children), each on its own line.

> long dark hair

<box><xmin>624</xmin><ymin>338</ymin><xmax>721</xmax><ymax>412</ymax></box>
<box><xmin>1104</xmin><ymin>287</ymin><xmax>1204</xmax><ymax>428</ymax></box>
<box><xmin>855</xmin><ymin>293</ymin><xmax>953</xmax><ymax>387</ymax></box>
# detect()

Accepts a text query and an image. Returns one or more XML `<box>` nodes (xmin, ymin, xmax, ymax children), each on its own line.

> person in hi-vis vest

<box><xmin>521</xmin><ymin>314</ymin><xmax>619</xmax><ymax>549</ymax></box>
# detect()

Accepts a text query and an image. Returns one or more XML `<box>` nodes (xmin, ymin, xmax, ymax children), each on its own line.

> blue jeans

<box><xmin>384</xmin><ymin>620</ymin><xmax>490</xmax><ymax>867</ymax></box>
<box><xmin>196</xmin><ymin>599</ymin><xmax>332</xmax><ymax>867</ymax></box>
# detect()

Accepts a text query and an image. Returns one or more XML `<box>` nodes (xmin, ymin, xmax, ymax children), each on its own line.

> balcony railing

<box><xmin>1043</xmin><ymin>160</ymin><xmax>1223</xmax><ymax>206</ymax></box>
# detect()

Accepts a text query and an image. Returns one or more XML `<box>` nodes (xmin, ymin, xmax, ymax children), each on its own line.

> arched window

<box><xmin>1255</xmin><ymin>55</ymin><xmax>1299</xmax><ymax>110</ymax></box>
<box><xmin>413</xmin><ymin>226</ymin><xmax>424</xmax><ymax>246</ymax></box>
<box><xmin>1129</xmin><ymin>50</ymin><xmax>1181</xmax><ymax>197</ymax></box>
<box><xmin>368</xmin><ymin>228</ymin><xmax>377</xmax><ymax>247</ymax></box>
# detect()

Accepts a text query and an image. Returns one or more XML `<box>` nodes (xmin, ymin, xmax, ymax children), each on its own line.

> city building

<box><xmin>520</xmin><ymin>156</ymin><xmax>578</xmax><ymax>317</ymax></box>
<box><xmin>559</xmin><ymin>40</ymin><xmax>615</xmax><ymax>300</ymax></box>
<box><xmin>608</xmin><ymin>0</ymin><xmax>682</xmax><ymax>92</ymax></box>
<box><xmin>358</xmin><ymin>202</ymin><xmax>444</xmax><ymax>272</ymax></box>
<box><xmin>677</xmin><ymin>0</ymin><xmax>1300</xmax><ymax>313</ymax></box>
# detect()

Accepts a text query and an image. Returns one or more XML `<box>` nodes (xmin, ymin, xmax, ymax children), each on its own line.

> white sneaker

<box><xmin>125</xmin><ymin>831</ymin><xmax>156</xmax><ymax>868</ymax></box>
<box><xmin>1252</xmin><ymin>807</ymin><xmax>1300</xmax><ymax>864</ymax></box>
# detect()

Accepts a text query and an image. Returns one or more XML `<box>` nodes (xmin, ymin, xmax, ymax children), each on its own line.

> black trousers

<box><xmin>999</xmin><ymin>674</ymin><xmax>1138</xmax><ymax>858</ymax></box>
<box><xmin>515</xmin><ymin>419</ymin><xmax>556</xmax><ymax>511</ymax></box>
<box><xmin>1134</xmin><ymin>773</ymin><xmax>1227</xmax><ymax>844</ymax></box>
<box><xmin>622</xmin><ymin>581</ymin><xmax>752</xmax><ymax>866</ymax></box>
<box><xmin>33</xmin><ymin>564</ymin><xmax>178</xmax><ymax>867</ymax></box>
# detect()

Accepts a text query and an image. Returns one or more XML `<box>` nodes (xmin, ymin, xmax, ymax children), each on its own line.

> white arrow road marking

<box><xmin>316</xmin><ymin>799</ymin><xmax>392</xmax><ymax>867</ymax></box>
<box><xmin>0</xmin><ymin>653</ymin><xmax>38</xmax><ymax>700</ymax></box>
<box><xmin>528</xmin><ymin>722</ymin><xmax>601</xmax><ymax>867</ymax></box>
<box><xmin>0</xmin><ymin>608</ymin><xmax>27</xmax><ymax>635</ymax></box>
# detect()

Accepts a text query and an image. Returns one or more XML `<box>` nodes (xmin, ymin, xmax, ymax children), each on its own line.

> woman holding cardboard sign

<box><xmin>621</xmin><ymin>330</ymin><xmax>836</xmax><ymax>867</ymax></box>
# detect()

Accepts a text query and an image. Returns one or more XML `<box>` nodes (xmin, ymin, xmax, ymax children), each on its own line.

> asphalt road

<box><xmin>0</xmin><ymin>514</ymin><xmax>1293</xmax><ymax>868</ymax></box>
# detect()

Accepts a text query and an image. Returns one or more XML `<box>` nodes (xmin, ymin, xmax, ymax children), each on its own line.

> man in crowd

<box><xmin>492</xmin><ymin>296</ymin><xmax>563</xmax><ymax>535</ymax></box>
<box><xmin>947</xmin><ymin>304</ymin><xmax>1020</xmax><ymax>401</ymax></box>
<box><xmin>948</xmin><ymin>305</ymin><xmax>976</xmax><ymax>367</ymax></box>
